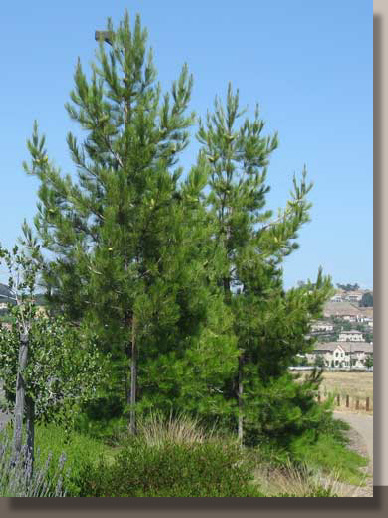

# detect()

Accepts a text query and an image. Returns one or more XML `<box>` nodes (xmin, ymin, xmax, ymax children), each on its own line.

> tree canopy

<box><xmin>17</xmin><ymin>10</ymin><xmax>334</xmax><ymax>444</ymax></box>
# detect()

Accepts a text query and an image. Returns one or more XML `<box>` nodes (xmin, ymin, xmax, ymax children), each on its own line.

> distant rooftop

<box><xmin>313</xmin><ymin>342</ymin><xmax>373</xmax><ymax>353</ymax></box>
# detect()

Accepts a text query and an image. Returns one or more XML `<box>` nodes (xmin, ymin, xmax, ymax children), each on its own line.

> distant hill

<box><xmin>323</xmin><ymin>300</ymin><xmax>373</xmax><ymax>319</ymax></box>
<box><xmin>0</xmin><ymin>283</ymin><xmax>47</xmax><ymax>306</ymax></box>
<box><xmin>0</xmin><ymin>283</ymin><xmax>13</xmax><ymax>301</ymax></box>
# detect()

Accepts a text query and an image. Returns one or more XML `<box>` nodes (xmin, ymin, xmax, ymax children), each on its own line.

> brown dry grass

<box><xmin>320</xmin><ymin>371</ymin><xmax>373</xmax><ymax>399</ymax></box>
<box><xmin>299</xmin><ymin>371</ymin><xmax>373</xmax><ymax>413</ymax></box>
<box><xmin>252</xmin><ymin>459</ymin><xmax>368</xmax><ymax>497</ymax></box>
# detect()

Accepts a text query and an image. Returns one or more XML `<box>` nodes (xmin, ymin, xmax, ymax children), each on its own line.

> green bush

<box><xmin>75</xmin><ymin>440</ymin><xmax>265</xmax><ymax>497</ymax></box>
<box><xmin>74</xmin><ymin>413</ymin><xmax>128</xmax><ymax>446</ymax></box>
<box><xmin>34</xmin><ymin>423</ymin><xmax>116</xmax><ymax>496</ymax></box>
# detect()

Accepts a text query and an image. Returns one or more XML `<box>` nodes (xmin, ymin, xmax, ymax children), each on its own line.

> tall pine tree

<box><xmin>23</xmin><ymin>12</ymin><xmax>238</xmax><ymax>432</ymax></box>
<box><xmin>197</xmin><ymin>84</ymin><xmax>333</xmax><ymax>442</ymax></box>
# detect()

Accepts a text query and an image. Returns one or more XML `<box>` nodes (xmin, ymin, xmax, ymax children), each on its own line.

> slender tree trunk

<box><xmin>25</xmin><ymin>395</ymin><xmax>35</xmax><ymax>478</ymax></box>
<box><xmin>12</xmin><ymin>332</ymin><xmax>29</xmax><ymax>463</ymax></box>
<box><xmin>238</xmin><ymin>354</ymin><xmax>244</xmax><ymax>444</ymax></box>
<box><xmin>129</xmin><ymin>316</ymin><xmax>137</xmax><ymax>435</ymax></box>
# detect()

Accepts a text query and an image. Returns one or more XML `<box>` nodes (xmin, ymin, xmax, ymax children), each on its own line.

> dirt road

<box><xmin>332</xmin><ymin>410</ymin><xmax>373</xmax><ymax>496</ymax></box>
<box><xmin>333</xmin><ymin>411</ymin><xmax>373</xmax><ymax>463</ymax></box>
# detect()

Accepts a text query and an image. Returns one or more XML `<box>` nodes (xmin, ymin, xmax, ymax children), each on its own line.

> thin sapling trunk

<box><xmin>12</xmin><ymin>332</ymin><xmax>29</xmax><ymax>463</ymax></box>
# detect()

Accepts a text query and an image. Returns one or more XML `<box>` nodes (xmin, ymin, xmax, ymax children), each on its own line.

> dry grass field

<box><xmin>298</xmin><ymin>371</ymin><xmax>373</xmax><ymax>413</ymax></box>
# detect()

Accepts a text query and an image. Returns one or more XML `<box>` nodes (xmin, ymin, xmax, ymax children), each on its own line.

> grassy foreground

<box><xmin>0</xmin><ymin>411</ymin><xmax>369</xmax><ymax>497</ymax></box>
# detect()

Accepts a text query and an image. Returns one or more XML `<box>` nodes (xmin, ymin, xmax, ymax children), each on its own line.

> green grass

<box><xmin>0</xmin><ymin>430</ymin><xmax>67</xmax><ymax>497</ymax></box>
<box><xmin>33</xmin><ymin>422</ymin><xmax>119</xmax><ymax>495</ymax></box>
<box><xmin>290</xmin><ymin>431</ymin><xmax>368</xmax><ymax>486</ymax></box>
<box><xmin>0</xmin><ymin>410</ymin><xmax>369</xmax><ymax>497</ymax></box>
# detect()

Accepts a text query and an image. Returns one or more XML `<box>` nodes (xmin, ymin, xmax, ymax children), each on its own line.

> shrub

<box><xmin>74</xmin><ymin>413</ymin><xmax>128</xmax><ymax>446</ymax></box>
<box><xmin>75</xmin><ymin>440</ymin><xmax>264</xmax><ymax>497</ymax></box>
<box><xmin>33</xmin><ymin>422</ymin><xmax>115</xmax><ymax>495</ymax></box>
<box><xmin>136</xmin><ymin>410</ymin><xmax>213</xmax><ymax>447</ymax></box>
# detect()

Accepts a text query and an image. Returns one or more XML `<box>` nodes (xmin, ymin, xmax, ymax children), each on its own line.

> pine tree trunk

<box><xmin>129</xmin><ymin>316</ymin><xmax>137</xmax><ymax>435</ymax></box>
<box><xmin>25</xmin><ymin>395</ymin><xmax>35</xmax><ymax>478</ymax></box>
<box><xmin>238</xmin><ymin>354</ymin><xmax>244</xmax><ymax>443</ymax></box>
<box><xmin>12</xmin><ymin>332</ymin><xmax>29</xmax><ymax>463</ymax></box>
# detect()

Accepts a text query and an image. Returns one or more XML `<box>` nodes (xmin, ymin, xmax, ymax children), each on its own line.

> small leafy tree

<box><xmin>0</xmin><ymin>230</ymin><xmax>107</xmax><ymax>474</ymax></box>
<box><xmin>336</xmin><ymin>283</ymin><xmax>359</xmax><ymax>292</ymax></box>
<box><xmin>360</xmin><ymin>292</ymin><xmax>373</xmax><ymax>307</ymax></box>
<box><xmin>314</xmin><ymin>355</ymin><xmax>325</xmax><ymax>369</ymax></box>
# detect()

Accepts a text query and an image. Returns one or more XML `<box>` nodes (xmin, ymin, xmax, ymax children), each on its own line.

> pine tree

<box><xmin>22</xmin><ymin>12</ymin><xmax>334</xmax><ymax>443</ymax></box>
<box><xmin>23</xmin><ymin>12</ymin><xmax>196</xmax><ymax>433</ymax></box>
<box><xmin>23</xmin><ymin>12</ymin><xmax>237</xmax><ymax>432</ymax></box>
<box><xmin>197</xmin><ymin>84</ymin><xmax>333</xmax><ymax>442</ymax></box>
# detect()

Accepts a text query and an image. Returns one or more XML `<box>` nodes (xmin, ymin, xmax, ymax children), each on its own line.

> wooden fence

<box><xmin>316</xmin><ymin>392</ymin><xmax>373</xmax><ymax>412</ymax></box>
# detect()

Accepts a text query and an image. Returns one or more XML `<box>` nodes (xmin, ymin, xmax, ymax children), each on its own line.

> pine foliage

<box><xmin>21</xmin><ymin>11</ymin><xmax>334</xmax><ymax>443</ymax></box>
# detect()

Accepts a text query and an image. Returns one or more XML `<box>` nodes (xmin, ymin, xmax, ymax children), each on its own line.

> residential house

<box><xmin>341</xmin><ymin>314</ymin><xmax>357</xmax><ymax>323</ymax></box>
<box><xmin>345</xmin><ymin>342</ymin><xmax>373</xmax><ymax>368</ymax></box>
<box><xmin>310</xmin><ymin>321</ymin><xmax>334</xmax><ymax>333</ymax></box>
<box><xmin>338</xmin><ymin>330</ymin><xmax>364</xmax><ymax>342</ymax></box>
<box><xmin>343</xmin><ymin>290</ymin><xmax>363</xmax><ymax>303</ymax></box>
<box><xmin>306</xmin><ymin>343</ymin><xmax>347</xmax><ymax>368</ymax></box>
<box><xmin>306</xmin><ymin>342</ymin><xmax>373</xmax><ymax>369</ymax></box>
<box><xmin>357</xmin><ymin>315</ymin><xmax>373</xmax><ymax>323</ymax></box>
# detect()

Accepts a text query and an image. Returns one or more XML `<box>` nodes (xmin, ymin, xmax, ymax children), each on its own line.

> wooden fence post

<box><xmin>317</xmin><ymin>393</ymin><xmax>321</xmax><ymax>403</ymax></box>
<box><xmin>356</xmin><ymin>397</ymin><xmax>359</xmax><ymax>410</ymax></box>
<box><xmin>366</xmin><ymin>397</ymin><xmax>370</xmax><ymax>411</ymax></box>
<box><xmin>336</xmin><ymin>394</ymin><xmax>340</xmax><ymax>406</ymax></box>
<box><xmin>346</xmin><ymin>395</ymin><xmax>349</xmax><ymax>408</ymax></box>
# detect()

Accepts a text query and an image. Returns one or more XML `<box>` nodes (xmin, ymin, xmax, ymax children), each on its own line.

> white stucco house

<box><xmin>310</xmin><ymin>321</ymin><xmax>334</xmax><ymax>333</ymax></box>
<box><xmin>306</xmin><ymin>342</ymin><xmax>373</xmax><ymax>369</ymax></box>
<box><xmin>338</xmin><ymin>330</ymin><xmax>364</xmax><ymax>342</ymax></box>
<box><xmin>341</xmin><ymin>314</ymin><xmax>357</xmax><ymax>323</ymax></box>
<box><xmin>330</xmin><ymin>294</ymin><xmax>343</xmax><ymax>302</ymax></box>
<box><xmin>343</xmin><ymin>291</ymin><xmax>363</xmax><ymax>303</ymax></box>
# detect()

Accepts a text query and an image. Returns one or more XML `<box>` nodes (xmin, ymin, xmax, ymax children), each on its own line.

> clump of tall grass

<box><xmin>136</xmin><ymin>411</ymin><xmax>216</xmax><ymax>447</ymax></box>
<box><xmin>252</xmin><ymin>458</ymin><xmax>343</xmax><ymax>497</ymax></box>
<box><xmin>0</xmin><ymin>434</ymin><xmax>67</xmax><ymax>497</ymax></box>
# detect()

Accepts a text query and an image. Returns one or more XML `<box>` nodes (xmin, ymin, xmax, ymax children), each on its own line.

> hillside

<box><xmin>323</xmin><ymin>301</ymin><xmax>373</xmax><ymax>319</ymax></box>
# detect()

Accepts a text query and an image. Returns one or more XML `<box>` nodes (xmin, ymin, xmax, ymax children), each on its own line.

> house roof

<box><xmin>341</xmin><ymin>342</ymin><xmax>373</xmax><ymax>353</ymax></box>
<box><xmin>312</xmin><ymin>342</ymin><xmax>373</xmax><ymax>354</ymax></box>
<box><xmin>312</xmin><ymin>343</ymin><xmax>345</xmax><ymax>352</ymax></box>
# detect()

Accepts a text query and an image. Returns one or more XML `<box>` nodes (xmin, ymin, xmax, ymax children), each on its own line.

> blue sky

<box><xmin>0</xmin><ymin>0</ymin><xmax>372</xmax><ymax>289</ymax></box>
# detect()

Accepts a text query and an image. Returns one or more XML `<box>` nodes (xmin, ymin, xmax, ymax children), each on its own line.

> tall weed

<box><xmin>0</xmin><ymin>433</ymin><xmax>67</xmax><ymax>497</ymax></box>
